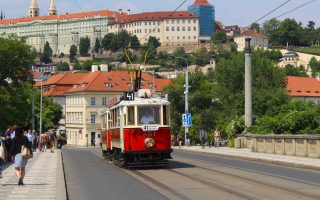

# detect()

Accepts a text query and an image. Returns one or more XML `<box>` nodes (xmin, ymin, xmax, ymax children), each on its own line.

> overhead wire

<box><xmin>245</xmin><ymin>0</ymin><xmax>292</xmax><ymax>29</ymax></box>
<box><xmin>139</xmin><ymin>0</ymin><xmax>188</xmax><ymax>42</ymax></box>
<box><xmin>274</xmin><ymin>0</ymin><xmax>317</xmax><ymax>19</ymax></box>
<box><xmin>72</xmin><ymin>0</ymin><xmax>83</xmax><ymax>12</ymax></box>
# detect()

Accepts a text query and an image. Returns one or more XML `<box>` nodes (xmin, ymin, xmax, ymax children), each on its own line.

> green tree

<box><xmin>41</xmin><ymin>42</ymin><xmax>53</xmax><ymax>64</ymax></box>
<box><xmin>283</xmin><ymin>64</ymin><xmax>308</xmax><ymax>77</ymax></box>
<box><xmin>130</xmin><ymin>35</ymin><xmax>141</xmax><ymax>51</ymax></box>
<box><xmin>147</xmin><ymin>36</ymin><xmax>161</xmax><ymax>49</ymax></box>
<box><xmin>110</xmin><ymin>30</ymin><xmax>131</xmax><ymax>52</ymax></box>
<box><xmin>173</xmin><ymin>47</ymin><xmax>189</xmax><ymax>68</ymax></box>
<box><xmin>79</xmin><ymin>36</ymin><xmax>91</xmax><ymax>56</ymax></box>
<box><xmin>56</xmin><ymin>62</ymin><xmax>69</xmax><ymax>71</ymax></box>
<box><xmin>102</xmin><ymin>33</ymin><xmax>115</xmax><ymax>51</ymax></box>
<box><xmin>212</xmin><ymin>31</ymin><xmax>227</xmax><ymax>44</ymax></box>
<box><xmin>69</xmin><ymin>45</ymin><xmax>78</xmax><ymax>63</ymax></box>
<box><xmin>263</xmin><ymin>18</ymin><xmax>281</xmax><ymax>45</ymax></box>
<box><xmin>250</xmin><ymin>22</ymin><xmax>261</xmax><ymax>32</ymax></box>
<box><xmin>309</xmin><ymin>57</ymin><xmax>320</xmax><ymax>77</ymax></box>
<box><xmin>94</xmin><ymin>38</ymin><xmax>101</xmax><ymax>54</ymax></box>
<box><xmin>192</xmin><ymin>47</ymin><xmax>211</xmax><ymax>66</ymax></box>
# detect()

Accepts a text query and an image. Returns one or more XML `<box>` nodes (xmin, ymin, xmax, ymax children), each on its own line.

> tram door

<box><xmin>91</xmin><ymin>132</ymin><xmax>96</xmax><ymax>146</ymax></box>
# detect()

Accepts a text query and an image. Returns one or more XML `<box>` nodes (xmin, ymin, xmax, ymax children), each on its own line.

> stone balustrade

<box><xmin>236</xmin><ymin>135</ymin><xmax>320</xmax><ymax>158</ymax></box>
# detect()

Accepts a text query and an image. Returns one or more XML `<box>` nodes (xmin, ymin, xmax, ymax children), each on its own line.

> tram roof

<box><xmin>110</xmin><ymin>96</ymin><xmax>170</xmax><ymax>110</ymax></box>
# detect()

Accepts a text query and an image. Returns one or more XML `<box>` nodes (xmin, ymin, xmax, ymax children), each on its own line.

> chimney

<box><xmin>91</xmin><ymin>65</ymin><xmax>99</xmax><ymax>73</ymax></box>
<box><xmin>127</xmin><ymin>9</ymin><xmax>131</xmax><ymax>15</ymax></box>
<box><xmin>119</xmin><ymin>9</ymin><xmax>123</xmax><ymax>15</ymax></box>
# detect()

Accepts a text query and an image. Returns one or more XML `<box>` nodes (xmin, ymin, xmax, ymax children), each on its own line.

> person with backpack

<box><xmin>10</xmin><ymin>127</ymin><xmax>33</xmax><ymax>186</ymax></box>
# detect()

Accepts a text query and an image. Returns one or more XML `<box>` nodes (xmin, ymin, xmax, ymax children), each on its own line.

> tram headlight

<box><xmin>144</xmin><ymin>138</ymin><xmax>155</xmax><ymax>148</ymax></box>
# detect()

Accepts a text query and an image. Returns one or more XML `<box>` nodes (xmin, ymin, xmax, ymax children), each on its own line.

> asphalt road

<box><xmin>62</xmin><ymin>148</ymin><xmax>168</xmax><ymax>200</ymax></box>
<box><xmin>173</xmin><ymin>149</ymin><xmax>320</xmax><ymax>186</ymax></box>
<box><xmin>62</xmin><ymin>147</ymin><xmax>320</xmax><ymax>200</ymax></box>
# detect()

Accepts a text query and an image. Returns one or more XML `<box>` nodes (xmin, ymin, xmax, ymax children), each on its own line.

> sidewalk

<box><xmin>0</xmin><ymin>150</ymin><xmax>66</xmax><ymax>200</ymax></box>
<box><xmin>173</xmin><ymin>146</ymin><xmax>320</xmax><ymax>171</ymax></box>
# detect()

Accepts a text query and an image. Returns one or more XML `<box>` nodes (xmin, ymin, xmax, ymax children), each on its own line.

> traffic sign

<box><xmin>182</xmin><ymin>113</ymin><xmax>192</xmax><ymax>127</ymax></box>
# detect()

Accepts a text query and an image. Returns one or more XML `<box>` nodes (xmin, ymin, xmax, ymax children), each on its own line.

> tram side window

<box><xmin>127</xmin><ymin>106</ymin><xmax>135</xmax><ymax>125</ymax></box>
<box><xmin>138</xmin><ymin>106</ymin><xmax>160</xmax><ymax>124</ymax></box>
<box><xmin>163</xmin><ymin>105</ymin><xmax>169</xmax><ymax>125</ymax></box>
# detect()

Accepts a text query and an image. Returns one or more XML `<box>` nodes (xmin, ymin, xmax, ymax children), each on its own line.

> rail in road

<box><xmin>71</xmin><ymin>147</ymin><xmax>320</xmax><ymax>200</ymax></box>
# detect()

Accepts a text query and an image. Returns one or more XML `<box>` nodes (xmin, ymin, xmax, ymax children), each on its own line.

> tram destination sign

<box><xmin>182</xmin><ymin>113</ymin><xmax>192</xmax><ymax>127</ymax></box>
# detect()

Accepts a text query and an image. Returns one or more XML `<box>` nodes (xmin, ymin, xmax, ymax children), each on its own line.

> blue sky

<box><xmin>1</xmin><ymin>0</ymin><xmax>319</xmax><ymax>27</ymax></box>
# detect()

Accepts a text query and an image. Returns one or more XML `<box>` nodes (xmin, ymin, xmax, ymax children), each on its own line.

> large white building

<box><xmin>234</xmin><ymin>30</ymin><xmax>268</xmax><ymax>51</ymax></box>
<box><xmin>0</xmin><ymin>0</ymin><xmax>120</xmax><ymax>54</ymax></box>
<box><xmin>108</xmin><ymin>11</ymin><xmax>199</xmax><ymax>46</ymax></box>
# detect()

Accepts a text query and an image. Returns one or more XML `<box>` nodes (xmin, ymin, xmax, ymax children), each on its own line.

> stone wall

<box><xmin>237</xmin><ymin>135</ymin><xmax>320</xmax><ymax>158</ymax></box>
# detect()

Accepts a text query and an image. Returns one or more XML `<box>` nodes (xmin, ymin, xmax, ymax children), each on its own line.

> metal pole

<box><xmin>32</xmin><ymin>85</ymin><xmax>35</xmax><ymax>130</ymax></box>
<box><xmin>39</xmin><ymin>74</ymin><xmax>43</xmax><ymax>149</ymax></box>
<box><xmin>244</xmin><ymin>38</ymin><xmax>252</xmax><ymax>127</ymax></box>
<box><xmin>176</xmin><ymin>57</ymin><xmax>189</xmax><ymax>145</ymax></box>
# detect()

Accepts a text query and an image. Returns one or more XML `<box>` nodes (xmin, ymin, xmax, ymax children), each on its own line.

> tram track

<box><xmin>85</xmin><ymin>148</ymin><xmax>320</xmax><ymax>200</ymax></box>
<box><xmin>172</xmin><ymin>155</ymin><xmax>320</xmax><ymax>199</ymax></box>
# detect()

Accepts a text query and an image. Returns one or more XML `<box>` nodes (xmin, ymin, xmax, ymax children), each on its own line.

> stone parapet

<box><xmin>237</xmin><ymin>134</ymin><xmax>320</xmax><ymax>158</ymax></box>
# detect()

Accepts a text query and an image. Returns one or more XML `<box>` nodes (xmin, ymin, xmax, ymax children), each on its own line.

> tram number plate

<box><xmin>124</xmin><ymin>92</ymin><xmax>134</xmax><ymax>101</ymax></box>
<box><xmin>142</xmin><ymin>125</ymin><xmax>159</xmax><ymax>132</ymax></box>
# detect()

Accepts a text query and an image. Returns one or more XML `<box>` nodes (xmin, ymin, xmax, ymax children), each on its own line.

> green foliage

<box><xmin>192</xmin><ymin>47</ymin><xmax>211</xmax><ymax>66</ymax></box>
<box><xmin>173</xmin><ymin>47</ymin><xmax>189</xmax><ymax>68</ymax></box>
<box><xmin>130</xmin><ymin>35</ymin><xmax>141</xmax><ymax>51</ymax></box>
<box><xmin>69</xmin><ymin>45</ymin><xmax>78</xmax><ymax>63</ymax></box>
<box><xmin>94</xmin><ymin>38</ymin><xmax>101</xmax><ymax>54</ymax></box>
<box><xmin>296</xmin><ymin>46</ymin><xmax>320</xmax><ymax>56</ymax></box>
<box><xmin>102</xmin><ymin>33</ymin><xmax>115</xmax><ymax>51</ymax></box>
<box><xmin>212</xmin><ymin>31</ymin><xmax>227</xmax><ymax>44</ymax></box>
<box><xmin>41</xmin><ymin>42</ymin><xmax>53</xmax><ymax>64</ymax></box>
<box><xmin>148</xmin><ymin>36</ymin><xmax>161</xmax><ymax>49</ymax></box>
<box><xmin>308</xmin><ymin>57</ymin><xmax>320</xmax><ymax>77</ymax></box>
<box><xmin>250</xmin><ymin>22</ymin><xmax>261</xmax><ymax>33</ymax></box>
<box><xmin>283</xmin><ymin>64</ymin><xmax>308</xmax><ymax>77</ymax></box>
<box><xmin>56</xmin><ymin>62</ymin><xmax>69</xmax><ymax>71</ymax></box>
<box><xmin>79</xmin><ymin>36</ymin><xmax>91</xmax><ymax>56</ymax></box>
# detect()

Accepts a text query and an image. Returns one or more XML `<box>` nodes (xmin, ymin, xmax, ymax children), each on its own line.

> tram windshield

<box><xmin>138</xmin><ymin>106</ymin><xmax>160</xmax><ymax>124</ymax></box>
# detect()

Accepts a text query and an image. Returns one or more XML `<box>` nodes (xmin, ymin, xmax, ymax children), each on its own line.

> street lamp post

<box><xmin>176</xmin><ymin>57</ymin><xmax>189</xmax><ymax>146</ymax></box>
<box><xmin>38</xmin><ymin>73</ymin><xmax>44</xmax><ymax>151</ymax></box>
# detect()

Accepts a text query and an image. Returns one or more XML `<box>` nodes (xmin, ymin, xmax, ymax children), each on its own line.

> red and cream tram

<box><xmin>101</xmin><ymin>89</ymin><xmax>172</xmax><ymax>167</ymax></box>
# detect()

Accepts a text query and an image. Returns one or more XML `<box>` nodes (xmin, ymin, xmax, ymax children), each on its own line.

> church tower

<box><xmin>29</xmin><ymin>0</ymin><xmax>39</xmax><ymax>17</ymax></box>
<box><xmin>48</xmin><ymin>0</ymin><xmax>57</xmax><ymax>15</ymax></box>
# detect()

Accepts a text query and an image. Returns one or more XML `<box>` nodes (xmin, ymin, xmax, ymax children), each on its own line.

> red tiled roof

<box><xmin>287</xmin><ymin>76</ymin><xmax>320</xmax><ymax>97</ymax></box>
<box><xmin>0</xmin><ymin>10</ymin><xmax>120</xmax><ymax>25</ymax></box>
<box><xmin>215</xmin><ymin>21</ymin><xmax>224</xmax><ymax>31</ymax></box>
<box><xmin>108</xmin><ymin>11</ymin><xmax>197</xmax><ymax>25</ymax></box>
<box><xmin>238</xmin><ymin>30</ymin><xmax>268</xmax><ymax>39</ymax></box>
<box><xmin>38</xmin><ymin>71</ymin><xmax>171</xmax><ymax>96</ymax></box>
<box><xmin>32</xmin><ymin>71</ymin><xmax>41</xmax><ymax>79</ymax></box>
<box><xmin>192</xmin><ymin>0</ymin><xmax>211</xmax><ymax>6</ymax></box>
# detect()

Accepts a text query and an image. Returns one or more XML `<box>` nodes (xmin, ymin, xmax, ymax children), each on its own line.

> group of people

<box><xmin>0</xmin><ymin>125</ymin><xmax>57</xmax><ymax>186</ymax></box>
<box><xmin>172</xmin><ymin>128</ymin><xmax>222</xmax><ymax>148</ymax></box>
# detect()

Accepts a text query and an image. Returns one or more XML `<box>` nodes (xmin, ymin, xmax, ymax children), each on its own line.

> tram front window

<box><xmin>139</xmin><ymin>106</ymin><xmax>160</xmax><ymax>124</ymax></box>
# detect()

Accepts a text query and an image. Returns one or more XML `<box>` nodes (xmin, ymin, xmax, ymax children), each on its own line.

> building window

<box><xmin>91</xmin><ymin>115</ymin><xmax>96</xmax><ymax>124</ymax></box>
<box><xmin>182</xmin><ymin>27</ymin><xmax>185</xmax><ymax>31</ymax></box>
<box><xmin>102</xmin><ymin>97</ymin><xmax>108</xmax><ymax>106</ymax></box>
<box><xmin>91</xmin><ymin>97</ymin><xmax>96</xmax><ymax>106</ymax></box>
<box><xmin>188</xmin><ymin>27</ymin><xmax>191</xmax><ymax>31</ymax></box>
<box><xmin>166</xmin><ymin>27</ymin><xmax>169</xmax><ymax>31</ymax></box>
<box><xmin>194</xmin><ymin>27</ymin><xmax>197</xmax><ymax>31</ymax></box>
<box><xmin>158</xmin><ymin>29</ymin><xmax>160</xmax><ymax>33</ymax></box>
<box><xmin>177</xmin><ymin>27</ymin><xmax>180</xmax><ymax>31</ymax></box>
<box><xmin>177</xmin><ymin>36</ymin><xmax>180</xmax><ymax>40</ymax></box>
<box><xmin>171</xmin><ymin>20</ymin><xmax>174</xmax><ymax>24</ymax></box>
<box><xmin>171</xmin><ymin>27</ymin><xmax>175</xmax><ymax>31</ymax></box>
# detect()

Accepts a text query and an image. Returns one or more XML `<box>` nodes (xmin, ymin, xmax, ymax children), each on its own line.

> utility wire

<box><xmin>246</xmin><ymin>0</ymin><xmax>292</xmax><ymax>29</ymax></box>
<box><xmin>139</xmin><ymin>0</ymin><xmax>188</xmax><ymax>41</ymax></box>
<box><xmin>274</xmin><ymin>0</ymin><xmax>316</xmax><ymax>19</ymax></box>
<box><xmin>72</xmin><ymin>0</ymin><xmax>83</xmax><ymax>12</ymax></box>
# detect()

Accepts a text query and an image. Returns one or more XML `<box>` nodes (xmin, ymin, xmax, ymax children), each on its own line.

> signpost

<box><xmin>182</xmin><ymin>113</ymin><xmax>192</xmax><ymax>127</ymax></box>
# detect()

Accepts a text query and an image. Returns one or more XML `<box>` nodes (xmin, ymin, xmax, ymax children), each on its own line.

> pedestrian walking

<box><xmin>185</xmin><ymin>132</ymin><xmax>190</xmax><ymax>147</ymax></box>
<box><xmin>0</xmin><ymin>136</ymin><xmax>5</xmax><ymax>178</ymax></box>
<box><xmin>31</xmin><ymin>130</ymin><xmax>37</xmax><ymax>152</ymax></box>
<box><xmin>10</xmin><ymin>127</ymin><xmax>33</xmax><ymax>186</ymax></box>
<box><xmin>40</xmin><ymin>133</ymin><xmax>48</xmax><ymax>152</ymax></box>
<box><xmin>4</xmin><ymin>126</ymin><xmax>13</xmax><ymax>162</ymax></box>
<box><xmin>48</xmin><ymin>130</ymin><xmax>57</xmax><ymax>153</ymax></box>
<box><xmin>177</xmin><ymin>134</ymin><xmax>183</xmax><ymax>148</ymax></box>
<box><xmin>171</xmin><ymin>134</ymin><xmax>175</xmax><ymax>146</ymax></box>
<box><xmin>200</xmin><ymin>128</ymin><xmax>207</xmax><ymax>149</ymax></box>
<box><xmin>214</xmin><ymin>128</ymin><xmax>221</xmax><ymax>148</ymax></box>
